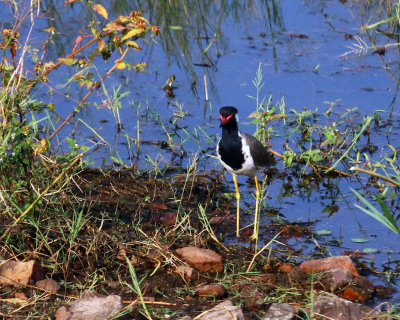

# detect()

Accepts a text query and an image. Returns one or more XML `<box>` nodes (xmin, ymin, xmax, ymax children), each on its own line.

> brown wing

<box><xmin>241</xmin><ymin>132</ymin><xmax>276</xmax><ymax>168</ymax></box>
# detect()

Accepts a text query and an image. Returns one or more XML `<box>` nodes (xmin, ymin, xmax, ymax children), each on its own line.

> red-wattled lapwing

<box><xmin>217</xmin><ymin>106</ymin><xmax>276</xmax><ymax>240</ymax></box>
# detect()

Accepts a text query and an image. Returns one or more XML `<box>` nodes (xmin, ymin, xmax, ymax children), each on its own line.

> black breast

<box><xmin>218</xmin><ymin>136</ymin><xmax>244</xmax><ymax>171</ymax></box>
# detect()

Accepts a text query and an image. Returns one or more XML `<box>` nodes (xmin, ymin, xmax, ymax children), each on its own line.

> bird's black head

<box><xmin>219</xmin><ymin>106</ymin><xmax>238</xmax><ymax>126</ymax></box>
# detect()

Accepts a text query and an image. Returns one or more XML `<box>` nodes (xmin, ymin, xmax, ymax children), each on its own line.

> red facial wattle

<box><xmin>220</xmin><ymin>113</ymin><xmax>235</xmax><ymax>125</ymax></box>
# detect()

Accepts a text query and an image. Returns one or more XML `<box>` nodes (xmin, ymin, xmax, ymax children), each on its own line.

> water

<box><xmin>2</xmin><ymin>0</ymin><xmax>400</xmax><ymax>303</ymax></box>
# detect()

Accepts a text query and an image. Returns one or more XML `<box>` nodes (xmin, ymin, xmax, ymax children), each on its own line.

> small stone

<box><xmin>353</xmin><ymin>275</ymin><xmax>374</xmax><ymax>294</ymax></box>
<box><xmin>195</xmin><ymin>284</ymin><xmax>226</xmax><ymax>298</ymax></box>
<box><xmin>278</xmin><ymin>263</ymin><xmax>293</xmax><ymax>273</ymax></box>
<box><xmin>375</xmin><ymin>285</ymin><xmax>397</xmax><ymax>298</ymax></box>
<box><xmin>209</xmin><ymin>216</ymin><xmax>224</xmax><ymax>225</ymax></box>
<box><xmin>262</xmin><ymin>303</ymin><xmax>297</xmax><ymax>320</ymax></box>
<box><xmin>35</xmin><ymin>279</ymin><xmax>61</xmax><ymax>294</ymax></box>
<box><xmin>288</xmin><ymin>266</ymin><xmax>307</xmax><ymax>283</ymax></box>
<box><xmin>0</xmin><ymin>260</ymin><xmax>45</xmax><ymax>287</ymax></box>
<box><xmin>152</xmin><ymin>212</ymin><xmax>177</xmax><ymax>226</ymax></box>
<box><xmin>143</xmin><ymin>296</ymin><xmax>155</xmax><ymax>302</ymax></box>
<box><xmin>58</xmin><ymin>290</ymin><xmax>122</xmax><ymax>320</ymax></box>
<box><xmin>339</xmin><ymin>286</ymin><xmax>370</xmax><ymax>302</ymax></box>
<box><xmin>313</xmin><ymin>295</ymin><xmax>384</xmax><ymax>320</ymax></box>
<box><xmin>14</xmin><ymin>292</ymin><xmax>28</xmax><ymax>300</ymax></box>
<box><xmin>248</xmin><ymin>273</ymin><xmax>277</xmax><ymax>285</ymax></box>
<box><xmin>300</xmin><ymin>256</ymin><xmax>359</xmax><ymax>277</ymax></box>
<box><xmin>176</xmin><ymin>265</ymin><xmax>198</xmax><ymax>282</ymax></box>
<box><xmin>55</xmin><ymin>306</ymin><xmax>71</xmax><ymax>320</ymax></box>
<box><xmin>320</xmin><ymin>268</ymin><xmax>353</xmax><ymax>291</ymax></box>
<box><xmin>175</xmin><ymin>247</ymin><xmax>223</xmax><ymax>273</ymax></box>
<box><xmin>195</xmin><ymin>300</ymin><xmax>244</xmax><ymax>320</ymax></box>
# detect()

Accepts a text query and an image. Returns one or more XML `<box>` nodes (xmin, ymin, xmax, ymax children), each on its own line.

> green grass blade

<box><xmin>351</xmin><ymin>188</ymin><xmax>400</xmax><ymax>235</ymax></box>
<box><xmin>326</xmin><ymin>117</ymin><xmax>371</xmax><ymax>172</ymax></box>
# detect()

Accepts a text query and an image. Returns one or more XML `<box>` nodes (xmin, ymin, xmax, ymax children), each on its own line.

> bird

<box><xmin>217</xmin><ymin>106</ymin><xmax>276</xmax><ymax>241</ymax></box>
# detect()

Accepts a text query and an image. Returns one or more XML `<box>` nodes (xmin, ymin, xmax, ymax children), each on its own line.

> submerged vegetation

<box><xmin>1</xmin><ymin>0</ymin><xmax>400</xmax><ymax>319</ymax></box>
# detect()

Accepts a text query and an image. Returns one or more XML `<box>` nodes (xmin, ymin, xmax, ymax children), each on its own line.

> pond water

<box><xmin>2</xmin><ymin>0</ymin><xmax>400</xmax><ymax>304</ymax></box>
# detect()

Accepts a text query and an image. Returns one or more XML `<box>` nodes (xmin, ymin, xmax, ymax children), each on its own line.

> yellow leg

<box><xmin>251</xmin><ymin>176</ymin><xmax>260</xmax><ymax>241</ymax></box>
<box><xmin>233</xmin><ymin>175</ymin><xmax>240</xmax><ymax>237</ymax></box>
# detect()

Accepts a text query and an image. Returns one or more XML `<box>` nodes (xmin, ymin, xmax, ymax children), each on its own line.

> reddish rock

<box><xmin>55</xmin><ymin>306</ymin><xmax>71</xmax><ymax>320</ymax></box>
<box><xmin>339</xmin><ymin>286</ymin><xmax>370</xmax><ymax>303</ymax></box>
<box><xmin>288</xmin><ymin>266</ymin><xmax>307</xmax><ymax>283</ymax></box>
<box><xmin>353</xmin><ymin>275</ymin><xmax>374</xmax><ymax>294</ymax></box>
<box><xmin>248</xmin><ymin>273</ymin><xmax>277</xmax><ymax>285</ymax></box>
<box><xmin>209</xmin><ymin>216</ymin><xmax>224</xmax><ymax>225</ymax></box>
<box><xmin>337</xmin><ymin>275</ymin><xmax>374</xmax><ymax>302</ymax></box>
<box><xmin>313</xmin><ymin>295</ymin><xmax>384</xmax><ymax>319</ymax></box>
<box><xmin>241</xmin><ymin>228</ymin><xmax>251</xmax><ymax>237</ymax></box>
<box><xmin>278</xmin><ymin>263</ymin><xmax>293</xmax><ymax>273</ymax></box>
<box><xmin>244</xmin><ymin>293</ymin><xmax>265</xmax><ymax>311</ymax></box>
<box><xmin>320</xmin><ymin>268</ymin><xmax>353</xmax><ymax>291</ymax></box>
<box><xmin>375</xmin><ymin>285</ymin><xmax>397</xmax><ymax>298</ymax></box>
<box><xmin>36</xmin><ymin>279</ymin><xmax>61</xmax><ymax>294</ymax></box>
<box><xmin>300</xmin><ymin>256</ymin><xmax>359</xmax><ymax>277</ymax></box>
<box><xmin>152</xmin><ymin>211</ymin><xmax>177</xmax><ymax>226</ymax></box>
<box><xmin>14</xmin><ymin>292</ymin><xmax>28</xmax><ymax>300</ymax></box>
<box><xmin>151</xmin><ymin>202</ymin><xmax>168</xmax><ymax>210</ymax></box>
<box><xmin>195</xmin><ymin>284</ymin><xmax>226</xmax><ymax>298</ymax></box>
<box><xmin>175</xmin><ymin>247</ymin><xmax>223</xmax><ymax>273</ymax></box>
<box><xmin>143</xmin><ymin>296</ymin><xmax>155</xmax><ymax>302</ymax></box>
<box><xmin>0</xmin><ymin>260</ymin><xmax>45</xmax><ymax>287</ymax></box>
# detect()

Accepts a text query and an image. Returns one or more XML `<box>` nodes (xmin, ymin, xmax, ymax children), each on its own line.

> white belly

<box><xmin>217</xmin><ymin>132</ymin><xmax>257</xmax><ymax>177</ymax></box>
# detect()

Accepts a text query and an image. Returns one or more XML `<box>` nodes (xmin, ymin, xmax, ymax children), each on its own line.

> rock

<box><xmin>0</xmin><ymin>260</ymin><xmax>45</xmax><ymax>286</ymax></box>
<box><xmin>195</xmin><ymin>284</ymin><xmax>226</xmax><ymax>298</ymax></box>
<box><xmin>312</xmin><ymin>295</ymin><xmax>384</xmax><ymax>320</ymax></box>
<box><xmin>288</xmin><ymin>266</ymin><xmax>307</xmax><ymax>283</ymax></box>
<box><xmin>195</xmin><ymin>300</ymin><xmax>244</xmax><ymax>320</ymax></box>
<box><xmin>176</xmin><ymin>265</ymin><xmax>198</xmax><ymax>282</ymax></box>
<box><xmin>300</xmin><ymin>256</ymin><xmax>359</xmax><ymax>277</ymax></box>
<box><xmin>152</xmin><ymin>211</ymin><xmax>177</xmax><ymax>226</ymax></box>
<box><xmin>143</xmin><ymin>296</ymin><xmax>155</xmax><ymax>302</ymax></box>
<box><xmin>248</xmin><ymin>273</ymin><xmax>277</xmax><ymax>285</ymax></box>
<box><xmin>55</xmin><ymin>290</ymin><xmax>122</xmax><ymax>320</ymax></box>
<box><xmin>320</xmin><ymin>268</ymin><xmax>353</xmax><ymax>291</ymax></box>
<box><xmin>244</xmin><ymin>292</ymin><xmax>266</xmax><ymax>311</ymax></box>
<box><xmin>55</xmin><ymin>306</ymin><xmax>71</xmax><ymax>320</ymax></box>
<box><xmin>209</xmin><ymin>216</ymin><xmax>224</xmax><ymax>225</ymax></box>
<box><xmin>278</xmin><ymin>263</ymin><xmax>294</xmax><ymax>273</ymax></box>
<box><xmin>375</xmin><ymin>285</ymin><xmax>397</xmax><ymax>298</ymax></box>
<box><xmin>35</xmin><ymin>279</ymin><xmax>61</xmax><ymax>294</ymax></box>
<box><xmin>262</xmin><ymin>303</ymin><xmax>297</xmax><ymax>320</ymax></box>
<box><xmin>337</xmin><ymin>275</ymin><xmax>374</xmax><ymax>302</ymax></box>
<box><xmin>353</xmin><ymin>275</ymin><xmax>374</xmax><ymax>294</ymax></box>
<box><xmin>175</xmin><ymin>247</ymin><xmax>223</xmax><ymax>273</ymax></box>
<box><xmin>14</xmin><ymin>292</ymin><xmax>28</xmax><ymax>300</ymax></box>
<box><xmin>339</xmin><ymin>286</ymin><xmax>370</xmax><ymax>303</ymax></box>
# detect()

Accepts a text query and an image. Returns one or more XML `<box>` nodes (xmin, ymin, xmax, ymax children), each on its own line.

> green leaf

<box><xmin>351</xmin><ymin>238</ymin><xmax>368</xmax><ymax>243</ymax></box>
<box><xmin>326</xmin><ymin>116</ymin><xmax>372</xmax><ymax>172</ymax></box>
<box><xmin>363</xmin><ymin>248</ymin><xmax>378</xmax><ymax>253</ymax></box>
<box><xmin>169</xmin><ymin>26</ymin><xmax>183</xmax><ymax>30</ymax></box>
<box><xmin>316</xmin><ymin>230</ymin><xmax>331</xmax><ymax>235</ymax></box>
